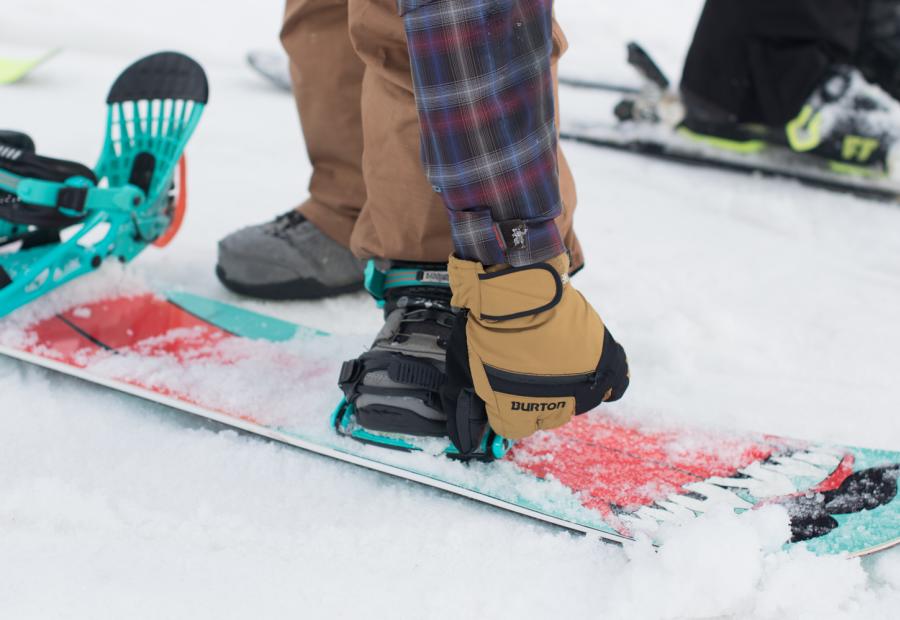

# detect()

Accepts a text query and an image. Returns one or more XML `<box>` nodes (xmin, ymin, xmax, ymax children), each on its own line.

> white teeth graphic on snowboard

<box><xmin>623</xmin><ymin>449</ymin><xmax>845</xmax><ymax>533</ymax></box>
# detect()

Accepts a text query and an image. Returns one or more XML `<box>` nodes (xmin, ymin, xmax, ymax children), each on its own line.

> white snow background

<box><xmin>2</xmin><ymin>1</ymin><xmax>900</xmax><ymax>618</ymax></box>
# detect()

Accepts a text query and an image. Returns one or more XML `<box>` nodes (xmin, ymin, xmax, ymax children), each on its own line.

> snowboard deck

<box><xmin>559</xmin><ymin>120</ymin><xmax>900</xmax><ymax>203</ymax></box>
<box><xmin>0</xmin><ymin>48</ymin><xmax>60</xmax><ymax>85</ymax></box>
<box><xmin>1</xmin><ymin>287</ymin><xmax>898</xmax><ymax>557</ymax></box>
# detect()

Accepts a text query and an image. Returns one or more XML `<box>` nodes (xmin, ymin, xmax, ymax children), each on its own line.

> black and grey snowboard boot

<box><xmin>337</xmin><ymin>262</ymin><xmax>453</xmax><ymax>436</ymax></box>
<box><xmin>216</xmin><ymin>210</ymin><xmax>364</xmax><ymax>300</ymax></box>
<box><xmin>681</xmin><ymin>65</ymin><xmax>900</xmax><ymax>175</ymax></box>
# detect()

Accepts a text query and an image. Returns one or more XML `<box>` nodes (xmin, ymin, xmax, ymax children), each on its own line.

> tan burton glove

<box><xmin>441</xmin><ymin>253</ymin><xmax>629</xmax><ymax>454</ymax></box>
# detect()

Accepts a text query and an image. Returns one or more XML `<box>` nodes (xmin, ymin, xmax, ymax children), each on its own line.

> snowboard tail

<box><xmin>1</xmin><ymin>285</ymin><xmax>898</xmax><ymax>556</ymax></box>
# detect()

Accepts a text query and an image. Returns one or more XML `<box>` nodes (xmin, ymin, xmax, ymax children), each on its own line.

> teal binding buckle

<box><xmin>0</xmin><ymin>52</ymin><xmax>208</xmax><ymax>317</ymax></box>
<box><xmin>332</xmin><ymin>397</ymin><xmax>512</xmax><ymax>462</ymax></box>
<box><xmin>363</xmin><ymin>259</ymin><xmax>451</xmax><ymax>310</ymax></box>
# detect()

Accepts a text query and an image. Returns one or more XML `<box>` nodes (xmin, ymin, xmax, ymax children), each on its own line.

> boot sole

<box><xmin>216</xmin><ymin>265</ymin><xmax>364</xmax><ymax>301</ymax></box>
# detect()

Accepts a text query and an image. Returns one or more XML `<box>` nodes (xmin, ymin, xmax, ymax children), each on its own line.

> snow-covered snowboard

<box><xmin>0</xmin><ymin>47</ymin><xmax>60</xmax><ymax>85</ymax></box>
<box><xmin>560</xmin><ymin>43</ymin><xmax>900</xmax><ymax>202</ymax></box>
<box><xmin>1</xmin><ymin>284</ymin><xmax>898</xmax><ymax>557</ymax></box>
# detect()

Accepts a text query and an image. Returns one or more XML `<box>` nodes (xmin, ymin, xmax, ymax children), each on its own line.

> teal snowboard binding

<box><xmin>0</xmin><ymin>51</ymin><xmax>208</xmax><ymax>316</ymax></box>
<box><xmin>333</xmin><ymin>260</ymin><xmax>512</xmax><ymax>462</ymax></box>
<box><xmin>331</xmin><ymin>398</ymin><xmax>511</xmax><ymax>462</ymax></box>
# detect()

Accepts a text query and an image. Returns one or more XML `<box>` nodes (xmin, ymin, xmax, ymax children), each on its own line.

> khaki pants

<box><xmin>281</xmin><ymin>0</ymin><xmax>583</xmax><ymax>268</ymax></box>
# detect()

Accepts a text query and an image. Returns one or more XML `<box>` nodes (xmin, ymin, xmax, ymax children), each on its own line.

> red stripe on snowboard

<box><xmin>23</xmin><ymin>295</ymin><xmax>267</xmax><ymax>424</ymax></box>
<box><xmin>27</xmin><ymin>294</ymin><xmax>231</xmax><ymax>364</ymax></box>
<box><xmin>509</xmin><ymin>413</ymin><xmax>774</xmax><ymax>512</ymax></box>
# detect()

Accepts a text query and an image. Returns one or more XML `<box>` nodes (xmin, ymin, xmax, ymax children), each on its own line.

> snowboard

<box><xmin>246</xmin><ymin>50</ymin><xmax>292</xmax><ymax>92</ymax></box>
<box><xmin>1</xmin><ymin>283</ymin><xmax>898</xmax><ymax>557</ymax></box>
<box><xmin>560</xmin><ymin>43</ymin><xmax>900</xmax><ymax>202</ymax></box>
<box><xmin>0</xmin><ymin>47</ymin><xmax>60</xmax><ymax>85</ymax></box>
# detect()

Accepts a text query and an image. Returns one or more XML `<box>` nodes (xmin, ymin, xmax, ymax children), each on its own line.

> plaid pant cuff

<box><xmin>448</xmin><ymin>210</ymin><xmax>565</xmax><ymax>267</ymax></box>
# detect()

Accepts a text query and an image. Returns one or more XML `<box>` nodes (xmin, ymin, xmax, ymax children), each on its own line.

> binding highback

<box><xmin>0</xmin><ymin>52</ymin><xmax>208</xmax><ymax>316</ymax></box>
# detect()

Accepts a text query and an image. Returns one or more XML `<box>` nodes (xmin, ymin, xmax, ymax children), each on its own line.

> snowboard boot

<box><xmin>857</xmin><ymin>0</ymin><xmax>900</xmax><ymax>104</ymax></box>
<box><xmin>337</xmin><ymin>262</ymin><xmax>453</xmax><ymax>437</ymax></box>
<box><xmin>216</xmin><ymin>210</ymin><xmax>364</xmax><ymax>300</ymax></box>
<box><xmin>680</xmin><ymin>65</ymin><xmax>900</xmax><ymax>177</ymax></box>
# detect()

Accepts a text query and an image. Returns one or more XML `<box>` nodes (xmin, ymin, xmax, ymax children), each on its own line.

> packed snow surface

<box><xmin>2</xmin><ymin>1</ymin><xmax>900</xmax><ymax>618</ymax></box>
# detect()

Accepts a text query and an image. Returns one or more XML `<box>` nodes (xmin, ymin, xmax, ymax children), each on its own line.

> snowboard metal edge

<box><xmin>0</xmin><ymin>343</ymin><xmax>632</xmax><ymax>547</ymax></box>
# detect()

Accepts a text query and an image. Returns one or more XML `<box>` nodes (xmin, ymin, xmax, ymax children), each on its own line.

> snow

<box><xmin>2</xmin><ymin>0</ymin><xmax>900</xmax><ymax>618</ymax></box>
<box><xmin>70</xmin><ymin>306</ymin><xmax>91</xmax><ymax>319</ymax></box>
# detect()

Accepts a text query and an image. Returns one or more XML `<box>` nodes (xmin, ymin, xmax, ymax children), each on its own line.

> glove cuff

<box><xmin>448</xmin><ymin>253</ymin><xmax>570</xmax><ymax>322</ymax></box>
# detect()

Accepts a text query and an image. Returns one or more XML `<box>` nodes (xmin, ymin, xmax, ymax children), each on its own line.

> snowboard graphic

<box><xmin>0</xmin><ymin>48</ymin><xmax>60</xmax><ymax>85</ymax></box>
<box><xmin>1</xmin><ymin>287</ymin><xmax>898</xmax><ymax>557</ymax></box>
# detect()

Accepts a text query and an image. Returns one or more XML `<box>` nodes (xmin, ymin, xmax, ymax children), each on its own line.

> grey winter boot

<box><xmin>216</xmin><ymin>211</ymin><xmax>364</xmax><ymax>300</ymax></box>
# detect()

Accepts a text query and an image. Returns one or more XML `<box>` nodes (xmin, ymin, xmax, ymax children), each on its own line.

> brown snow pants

<box><xmin>280</xmin><ymin>0</ymin><xmax>583</xmax><ymax>268</ymax></box>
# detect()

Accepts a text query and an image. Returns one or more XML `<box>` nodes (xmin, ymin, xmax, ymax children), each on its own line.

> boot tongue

<box><xmin>380</xmin><ymin>262</ymin><xmax>451</xmax><ymax>316</ymax></box>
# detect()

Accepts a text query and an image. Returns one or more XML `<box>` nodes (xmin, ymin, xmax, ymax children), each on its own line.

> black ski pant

<box><xmin>681</xmin><ymin>0</ymin><xmax>865</xmax><ymax>126</ymax></box>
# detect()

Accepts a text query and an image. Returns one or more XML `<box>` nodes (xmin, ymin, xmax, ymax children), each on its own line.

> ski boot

<box><xmin>0</xmin><ymin>52</ymin><xmax>208</xmax><ymax>316</ymax></box>
<box><xmin>333</xmin><ymin>260</ymin><xmax>511</xmax><ymax>462</ymax></box>
<box><xmin>679</xmin><ymin>65</ymin><xmax>900</xmax><ymax>177</ymax></box>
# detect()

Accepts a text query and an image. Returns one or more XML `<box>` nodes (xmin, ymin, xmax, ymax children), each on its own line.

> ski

<box><xmin>1</xmin><ymin>280</ymin><xmax>898</xmax><ymax>557</ymax></box>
